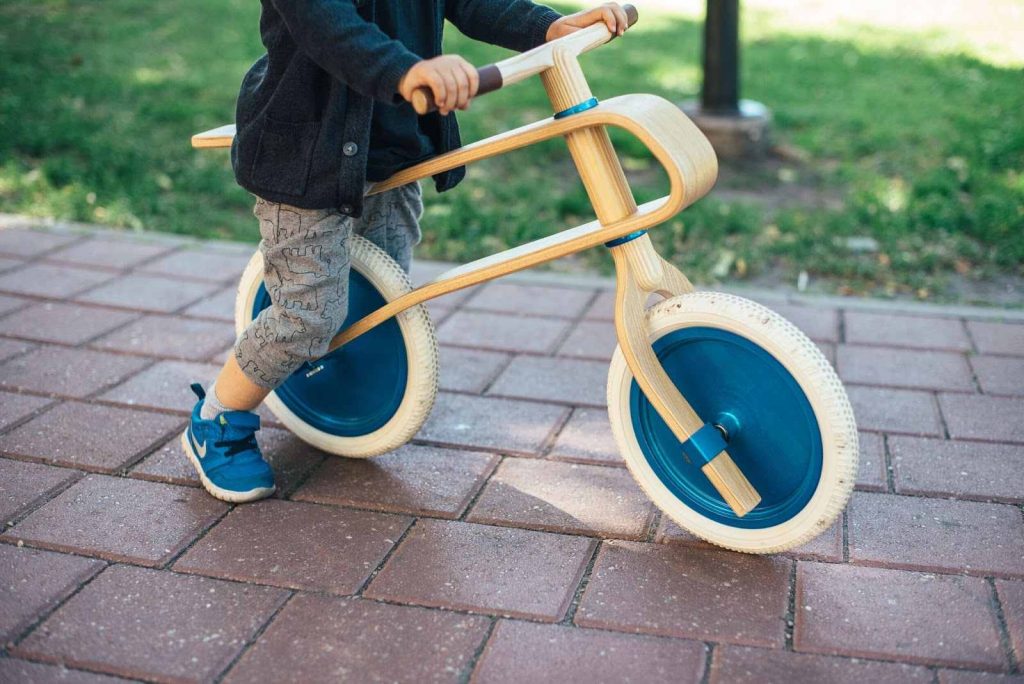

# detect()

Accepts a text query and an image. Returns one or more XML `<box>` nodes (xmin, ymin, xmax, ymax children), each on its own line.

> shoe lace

<box><xmin>214</xmin><ymin>433</ymin><xmax>259</xmax><ymax>458</ymax></box>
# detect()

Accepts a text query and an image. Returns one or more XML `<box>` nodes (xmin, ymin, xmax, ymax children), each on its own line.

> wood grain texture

<box><xmin>325</xmin><ymin>93</ymin><xmax>717</xmax><ymax>352</ymax></box>
<box><xmin>609</xmin><ymin>245</ymin><xmax>761</xmax><ymax>516</ymax></box>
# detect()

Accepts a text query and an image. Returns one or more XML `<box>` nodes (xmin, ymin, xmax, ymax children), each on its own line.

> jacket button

<box><xmin>339</xmin><ymin>204</ymin><xmax>353</xmax><ymax>215</ymax></box>
<box><xmin>343</xmin><ymin>142</ymin><xmax>358</xmax><ymax>156</ymax></box>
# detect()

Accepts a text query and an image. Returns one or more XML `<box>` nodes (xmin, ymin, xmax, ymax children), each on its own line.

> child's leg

<box><xmin>356</xmin><ymin>181</ymin><xmax>423</xmax><ymax>273</ymax></box>
<box><xmin>211</xmin><ymin>198</ymin><xmax>353</xmax><ymax>413</ymax></box>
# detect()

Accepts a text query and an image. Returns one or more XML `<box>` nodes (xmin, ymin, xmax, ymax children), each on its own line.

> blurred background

<box><xmin>1</xmin><ymin>0</ymin><xmax>1021</xmax><ymax>304</ymax></box>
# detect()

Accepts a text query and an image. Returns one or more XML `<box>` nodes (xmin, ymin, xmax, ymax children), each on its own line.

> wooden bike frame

<box><xmin>191</xmin><ymin>9</ymin><xmax>761</xmax><ymax>515</ymax></box>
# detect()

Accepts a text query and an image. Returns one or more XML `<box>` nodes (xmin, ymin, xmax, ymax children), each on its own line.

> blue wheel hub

<box><xmin>251</xmin><ymin>270</ymin><xmax>408</xmax><ymax>436</ymax></box>
<box><xmin>629</xmin><ymin>326</ymin><xmax>823</xmax><ymax>528</ymax></box>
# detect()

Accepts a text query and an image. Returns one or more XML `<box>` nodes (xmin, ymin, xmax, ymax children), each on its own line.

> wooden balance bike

<box><xmin>192</xmin><ymin>6</ymin><xmax>858</xmax><ymax>553</ymax></box>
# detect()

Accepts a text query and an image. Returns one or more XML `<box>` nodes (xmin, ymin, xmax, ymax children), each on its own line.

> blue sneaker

<box><xmin>181</xmin><ymin>383</ymin><xmax>275</xmax><ymax>503</ymax></box>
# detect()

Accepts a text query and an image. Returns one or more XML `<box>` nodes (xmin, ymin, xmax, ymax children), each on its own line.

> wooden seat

<box><xmin>191</xmin><ymin>124</ymin><xmax>235</xmax><ymax>149</ymax></box>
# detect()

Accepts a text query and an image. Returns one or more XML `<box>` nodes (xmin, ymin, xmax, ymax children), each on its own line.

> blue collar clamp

<box><xmin>605</xmin><ymin>230</ymin><xmax>648</xmax><ymax>248</ymax></box>
<box><xmin>554</xmin><ymin>97</ymin><xmax>599</xmax><ymax>119</ymax></box>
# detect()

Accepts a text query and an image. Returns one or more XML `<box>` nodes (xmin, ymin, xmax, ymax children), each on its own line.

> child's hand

<box><xmin>546</xmin><ymin>2</ymin><xmax>631</xmax><ymax>41</ymax></box>
<box><xmin>398</xmin><ymin>55</ymin><xmax>479</xmax><ymax>116</ymax></box>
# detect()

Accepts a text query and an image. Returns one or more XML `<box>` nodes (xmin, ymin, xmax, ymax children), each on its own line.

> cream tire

<box><xmin>234</xmin><ymin>235</ymin><xmax>438</xmax><ymax>457</ymax></box>
<box><xmin>607</xmin><ymin>291</ymin><xmax>858</xmax><ymax>553</ymax></box>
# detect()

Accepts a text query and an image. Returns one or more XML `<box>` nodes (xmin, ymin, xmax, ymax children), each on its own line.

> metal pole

<box><xmin>701</xmin><ymin>0</ymin><xmax>740</xmax><ymax>115</ymax></box>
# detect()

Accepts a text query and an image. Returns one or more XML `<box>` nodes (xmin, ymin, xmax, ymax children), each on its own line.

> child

<box><xmin>184</xmin><ymin>0</ymin><xmax>632</xmax><ymax>502</ymax></box>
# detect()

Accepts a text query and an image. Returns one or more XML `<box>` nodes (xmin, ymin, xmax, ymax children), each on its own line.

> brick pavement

<box><xmin>0</xmin><ymin>219</ymin><xmax>1022</xmax><ymax>682</ymax></box>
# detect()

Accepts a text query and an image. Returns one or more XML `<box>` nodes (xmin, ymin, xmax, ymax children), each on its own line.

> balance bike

<box><xmin>191</xmin><ymin>6</ymin><xmax>858</xmax><ymax>553</ymax></box>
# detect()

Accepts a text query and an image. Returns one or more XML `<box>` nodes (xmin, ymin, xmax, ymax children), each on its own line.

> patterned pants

<box><xmin>234</xmin><ymin>182</ymin><xmax>422</xmax><ymax>389</ymax></box>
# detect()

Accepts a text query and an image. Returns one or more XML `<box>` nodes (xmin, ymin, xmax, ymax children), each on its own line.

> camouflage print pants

<box><xmin>234</xmin><ymin>182</ymin><xmax>422</xmax><ymax>389</ymax></box>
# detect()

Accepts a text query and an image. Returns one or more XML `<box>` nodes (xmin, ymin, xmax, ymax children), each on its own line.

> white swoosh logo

<box><xmin>190</xmin><ymin>429</ymin><xmax>207</xmax><ymax>459</ymax></box>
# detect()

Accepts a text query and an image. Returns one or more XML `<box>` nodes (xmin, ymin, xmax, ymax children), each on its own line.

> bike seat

<box><xmin>192</xmin><ymin>124</ymin><xmax>235</xmax><ymax>149</ymax></box>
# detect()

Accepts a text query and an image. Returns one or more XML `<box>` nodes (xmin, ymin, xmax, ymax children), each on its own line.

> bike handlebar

<box><xmin>411</xmin><ymin>4</ymin><xmax>638</xmax><ymax>115</ymax></box>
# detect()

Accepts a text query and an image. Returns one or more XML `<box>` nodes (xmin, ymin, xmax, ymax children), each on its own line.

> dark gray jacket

<box><xmin>232</xmin><ymin>0</ymin><xmax>561</xmax><ymax>216</ymax></box>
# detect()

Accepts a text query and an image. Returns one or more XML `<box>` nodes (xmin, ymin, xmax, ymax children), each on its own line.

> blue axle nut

<box><xmin>680</xmin><ymin>412</ymin><xmax>741</xmax><ymax>466</ymax></box>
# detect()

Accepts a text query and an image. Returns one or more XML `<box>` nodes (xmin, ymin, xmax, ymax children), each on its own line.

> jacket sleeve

<box><xmin>445</xmin><ymin>0</ymin><xmax>562</xmax><ymax>53</ymax></box>
<box><xmin>269</xmin><ymin>0</ymin><xmax>422</xmax><ymax>103</ymax></box>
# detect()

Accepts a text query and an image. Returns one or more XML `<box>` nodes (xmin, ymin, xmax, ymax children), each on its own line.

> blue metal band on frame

<box><xmin>604</xmin><ymin>230</ymin><xmax>647</xmax><ymax>248</ymax></box>
<box><xmin>680</xmin><ymin>422</ymin><xmax>729</xmax><ymax>467</ymax></box>
<box><xmin>554</xmin><ymin>97</ymin><xmax>600</xmax><ymax>119</ymax></box>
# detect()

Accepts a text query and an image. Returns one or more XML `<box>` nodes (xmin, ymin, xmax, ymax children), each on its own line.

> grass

<box><xmin>1</xmin><ymin>0</ymin><xmax>1022</xmax><ymax>302</ymax></box>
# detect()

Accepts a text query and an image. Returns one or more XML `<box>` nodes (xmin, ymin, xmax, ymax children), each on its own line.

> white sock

<box><xmin>199</xmin><ymin>382</ymin><xmax>232</xmax><ymax>421</ymax></box>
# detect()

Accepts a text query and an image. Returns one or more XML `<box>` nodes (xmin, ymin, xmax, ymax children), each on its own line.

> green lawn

<box><xmin>1</xmin><ymin>0</ymin><xmax>1022</xmax><ymax>302</ymax></box>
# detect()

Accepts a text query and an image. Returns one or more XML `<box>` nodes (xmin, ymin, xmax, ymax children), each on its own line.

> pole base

<box><xmin>680</xmin><ymin>99</ymin><xmax>771</xmax><ymax>160</ymax></box>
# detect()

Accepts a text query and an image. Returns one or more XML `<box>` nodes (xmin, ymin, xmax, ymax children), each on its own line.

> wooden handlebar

<box><xmin>411</xmin><ymin>4</ymin><xmax>638</xmax><ymax>115</ymax></box>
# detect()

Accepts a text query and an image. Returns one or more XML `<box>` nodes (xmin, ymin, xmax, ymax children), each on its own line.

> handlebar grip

<box><xmin>625</xmin><ymin>4</ymin><xmax>638</xmax><ymax>26</ymax></box>
<box><xmin>410</xmin><ymin>4</ymin><xmax>638</xmax><ymax>116</ymax></box>
<box><xmin>411</xmin><ymin>64</ymin><xmax>503</xmax><ymax>116</ymax></box>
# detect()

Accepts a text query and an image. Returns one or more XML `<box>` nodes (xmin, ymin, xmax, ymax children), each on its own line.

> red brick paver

<box><xmin>417</xmin><ymin>392</ymin><xmax>567</xmax><ymax>454</ymax></box>
<box><xmin>47</xmin><ymin>236</ymin><xmax>174</xmax><ymax>269</ymax></box>
<box><xmin>847</xmin><ymin>386</ymin><xmax>943</xmax><ymax>436</ymax></box>
<box><xmin>939</xmin><ymin>394</ymin><xmax>1024</xmax><ymax>444</ymax></box>
<box><xmin>844</xmin><ymin>312</ymin><xmax>971</xmax><ymax>351</ymax></box>
<box><xmin>0</xmin><ymin>346</ymin><xmax>150</xmax><ymax>398</ymax></box>
<box><xmin>547</xmin><ymin>406</ymin><xmax>623</xmax><ymax>466</ymax></box>
<box><xmin>0</xmin><ymin>659</ymin><xmax>127</xmax><ymax>683</ymax></box>
<box><xmin>466</xmin><ymin>458</ymin><xmax>656</xmax><ymax>539</ymax></box>
<box><xmin>175</xmin><ymin>498</ymin><xmax>411</xmax><ymax>594</ymax></box>
<box><xmin>856</xmin><ymin>431</ymin><xmax>888</xmax><ymax>491</ymax></box>
<box><xmin>438</xmin><ymin>311</ymin><xmax>570</xmax><ymax>354</ymax></box>
<box><xmin>576</xmin><ymin>541</ymin><xmax>791</xmax><ymax>646</ymax></box>
<box><xmin>3</xmin><ymin>224</ymin><xmax>1024</xmax><ymax>682</ymax></box>
<box><xmin>4</xmin><ymin>474</ymin><xmax>227</xmax><ymax>566</ymax></box>
<box><xmin>0</xmin><ymin>390</ymin><xmax>51</xmax><ymax>430</ymax></box>
<box><xmin>98</xmin><ymin>359</ymin><xmax>220</xmax><ymax>411</ymax></box>
<box><xmin>556</xmin><ymin>320</ymin><xmax>618</xmax><ymax>360</ymax></box>
<box><xmin>91</xmin><ymin>314</ymin><xmax>235</xmax><ymax>360</ymax></box>
<box><xmin>0</xmin><ymin>337</ymin><xmax>34</xmax><ymax>364</ymax></box>
<box><xmin>709</xmin><ymin>644</ymin><xmax>933</xmax><ymax>683</ymax></box>
<box><xmin>837</xmin><ymin>345</ymin><xmax>975</xmax><ymax>392</ymax></box>
<box><xmin>438</xmin><ymin>346</ymin><xmax>510</xmax><ymax>393</ymax></box>
<box><xmin>138</xmin><ymin>248</ymin><xmax>251</xmax><ymax>283</ymax></box>
<box><xmin>464</xmin><ymin>282</ymin><xmax>594</xmax><ymax>318</ymax></box>
<box><xmin>890</xmin><ymin>436</ymin><xmax>1024</xmax><ymax>503</ymax></box>
<box><xmin>0</xmin><ymin>263</ymin><xmax>113</xmax><ymax>299</ymax></box>
<box><xmin>473</xmin><ymin>620</ymin><xmax>707</xmax><ymax>684</ymax></box>
<box><xmin>0</xmin><ymin>228</ymin><xmax>79</xmax><ymax>257</ymax></box>
<box><xmin>13</xmin><ymin>564</ymin><xmax>288</xmax><ymax>683</ymax></box>
<box><xmin>0</xmin><ymin>458</ymin><xmax>80</xmax><ymax>523</ymax></box>
<box><xmin>0</xmin><ymin>301</ymin><xmax>137</xmax><ymax>345</ymax></box>
<box><xmin>773</xmin><ymin>303</ymin><xmax>840</xmax><ymax>342</ymax></box>
<box><xmin>971</xmin><ymin>355</ymin><xmax>1024</xmax><ymax>396</ymax></box>
<box><xmin>488</xmin><ymin>356</ymin><xmax>607</xmax><ymax>406</ymax></box>
<box><xmin>847</xmin><ymin>491</ymin><xmax>1024</xmax><ymax>577</ymax></box>
<box><xmin>938</xmin><ymin>671</ymin><xmax>1024</xmax><ymax>683</ymax></box>
<box><xmin>224</xmin><ymin>594</ymin><xmax>490</xmax><ymax>684</ymax></box>
<box><xmin>795</xmin><ymin>562</ymin><xmax>1004</xmax><ymax>670</ymax></box>
<box><xmin>968</xmin><ymin>321</ymin><xmax>1024</xmax><ymax>356</ymax></box>
<box><xmin>0</xmin><ymin>401</ymin><xmax>182</xmax><ymax>473</ymax></box>
<box><xmin>76</xmin><ymin>273</ymin><xmax>221</xmax><ymax>313</ymax></box>
<box><xmin>366</xmin><ymin>519</ymin><xmax>594</xmax><ymax>621</ymax></box>
<box><xmin>0</xmin><ymin>293</ymin><xmax>29</xmax><ymax>316</ymax></box>
<box><xmin>293</xmin><ymin>443</ymin><xmax>498</xmax><ymax>518</ymax></box>
<box><xmin>180</xmin><ymin>285</ymin><xmax>235</xmax><ymax>322</ymax></box>
<box><xmin>0</xmin><ymin>544</ymin><xmax>104</xmax><ymax>644</ymax></box>
<box><xmin>996</xmin><ymin>580</ymin><xmax>1024</xmax><ymax>664</ymax></box>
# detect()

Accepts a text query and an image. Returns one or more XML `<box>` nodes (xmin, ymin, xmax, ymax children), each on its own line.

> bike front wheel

<box><xmin>607</xmin><ymin>291</ymin><xmax>858</xmax><ymax>553</ymax></box>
